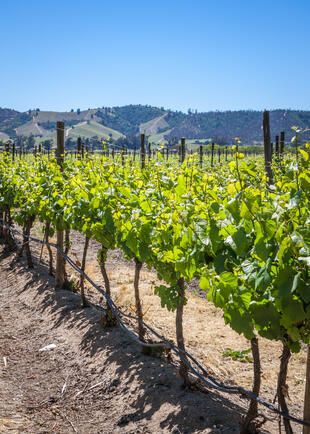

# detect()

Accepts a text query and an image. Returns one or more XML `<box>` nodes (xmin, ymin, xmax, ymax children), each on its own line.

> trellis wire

<box><xmin>3</xmin><ymin>221</ymin><xmax>310</xmax><ymax>428</ymax></box>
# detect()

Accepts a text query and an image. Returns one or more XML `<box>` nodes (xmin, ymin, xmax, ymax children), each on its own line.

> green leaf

<box><xmin>280</xmin><ymin>296</ymin><xmax>306</xmax><ymax>323</ymax></box>
<box><xmin>255</xmin><ymin>266</ymin><xmax>272</xmax><ymax>291</ymax></box>
<box><xmin>253</xmin><ymin>239</ymin><xmax>272</xmax><ymax>262</ymax></box>
<box><xmin>226</xmin><ymin>228</ymin><xmax>249</xmax><ymax>256</ymax></box>
<box><xmin>200</xmin><ymin>276</ymin><xmax>210</xmax><ymax>291</ymax></box>
<box><xmin>274</xmin><ymin>267</ymin><xmax>298</xmax><ymax>297</ymax></box>
<box><xmin>92</xmin><ymin>197</ymin><xmax>100</xmax><ymax>209</ymax></box>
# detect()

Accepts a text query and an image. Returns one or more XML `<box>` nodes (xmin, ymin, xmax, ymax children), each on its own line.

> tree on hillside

<box><xmin>65</xmin><ymin>138</ymin><xmax>74</xmax><ymax>149</ymax></box>
<box><xmin>27</xmin><ymin>135</ymin><xmax>35</xmax><ymax>149</ymax></box>
<box><xmin>42</xmin><ymin>139</ymin><xmax>53</xmax><ymax>150</ymax></box>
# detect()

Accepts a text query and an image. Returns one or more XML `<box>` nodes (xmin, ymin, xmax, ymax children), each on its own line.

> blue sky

<box><xmin>1</xmin><ymin>0</ymin><xmax>309</xmax><ymax>112</ymax></box>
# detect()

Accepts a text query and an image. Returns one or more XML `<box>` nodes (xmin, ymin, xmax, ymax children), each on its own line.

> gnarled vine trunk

<box><xmin>23</xmin><ymin>215</ymin><xmax>35</xmax><ymax>268</ymax></box>
<box><xmin>98</xmin><ymin>247</ymin><xmax>116</xmax><ymax>326</ymax></box>
<box><xmin>134</xmin><ymin>257</ymin><xmax>146</xmax><ymax>346</ymax></box>
<box><xmin>303</xmin><ymin>346</ymin><xmax>310</xmax><ymax>434</ymax></box>
<box><xmin>80</xmin><ymin>236</ymin><xmax>90</xmax><ymax>307</ymax></box>
<box><xmin>176</xmin><ymin>277</ymin><xmax>190</xmax><ymax>386</ymax></box>
<box><xmin>64</xmin><ymin>229</ymin><xmax>71</xmax><ymax>255</ymax></box>
<box><xmin>240</xmin><ymin>337</ymin><xmax>261</xmax><ymax>433</ymax></box>
<box><xmin>277</xmin><ymin>344</ymin><xmax>293</xmax><ymax>434</ymax></box>
<box><xmin>45</xmin><ymin>222</ymin><xmax>54</xmax><ymax>276</ymax></box>
<box><xmin>2</xmin><ymin>208</ymin><xmax>15</xmax><ymax>249</ymax></box>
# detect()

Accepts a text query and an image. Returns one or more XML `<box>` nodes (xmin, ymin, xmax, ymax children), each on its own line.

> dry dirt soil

<box><xmin>0</xmin><ymin>228</ymin><xmax>307</xmax><ymax>433</ymax></box>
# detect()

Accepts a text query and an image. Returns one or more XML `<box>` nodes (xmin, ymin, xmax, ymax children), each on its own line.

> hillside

<box><xmin>16</xmin><ymin>119</ymin><xmax>50</xmax><ymax>137</ymax></box>
<box><xmin>0</xmin><ymin>109</ymin><xmax>32</xmax><ymax>137</ymax></box>
<box><xmin>165</xmin><ymin>110</ymin><xmax>310</xmax><ymax>145</ymax></box>
<box><xmin>0</xmin><ymin>132</ymin><xmax>9</xmax><ymax>139</ymax></box>
<box><xmin>139</xmin><ymin>113</ymin><xmax>169</xmax><ymax>135</ymax></box>
<box><xmin>67</xmin><ymin>121</ymin><xmax>124</xmax><ymax>140</ymax></box>
<box><xmin>1</xmin><ymin>105</ymin><xmax>310</xmax><ymax>146</ymax></box>
<box><xmin>95</xmin><ymin>105</ymin><xmax>167</xmax><ymax>136</ymax></box>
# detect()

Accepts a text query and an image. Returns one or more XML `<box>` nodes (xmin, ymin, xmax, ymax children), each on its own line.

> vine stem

<box><xmin>65</xmin><ymin>229</ymin><xmax>71</xmax><ymax>255</ymax></box>
<box><xmin>240</xmin><ymin>337</ymin><xmax>261</xmax><ymax>433</ymax></box>
<box><xmin>23</xmin><ymin>216</ymin><xmax>35</xmax><ymax>268</ymax></box>
<box><xmin>98</xmin><ymin>247</ymin><xmax>116</xmax><ymax>326</ymax></box>
<box><xmin>80</xmin><ymin>236</ymin><xmax>90</xmax><ymax>307</ymax></box>
<box><xmin>45</xmin><ymin>222</ymin><xmax>54</xmax><ymax>276</ymax></box>
<box><xmin>134</xmin><ymin>258</ymin><xmax>147</xmax><ymax>351</ymax></box>
<box><xmin>276</xmin><ymin>344</ymin><xmax>293</xmax><ymax>434</ymax></box>
<box><xmin>303</xmin><ymin>346</ymin><xmax>310</xmax><ymax>434</ymax></box>
<box><xmin>176</xmin><ymin>277</ymin><xmax>190</xmax><ymax>386</ymax></box>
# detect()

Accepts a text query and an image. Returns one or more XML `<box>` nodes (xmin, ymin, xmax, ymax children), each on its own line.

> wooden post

<box><xmin>263</xmin><ymin>110</ymin><xmax>273</xmax><ymax>184</ymax></box>
<box><xmin>275</xmin><ymin>135</ymin><xmax>279</xmax><ymax>154</ymax></box>
<box><xmin>81</xmin><ymin>143</ymin><xmax>84</xmax><ymax>159</ymax></box>
<box><xmin>121</xmin><ymin>145</ymin><xmax>125</xmax><ymax>166</ymax></box>
<box><xmin>55</xmin><ymin>121</ymin><xmax>66</xmax><ymax>289</ymax></box>
<box><xmin>141</xmin><ymin>133</ymin><xmax>145</xmax><ymax>169</ymax></box>
<box><xmin>12</xmin><ymin>142</ymin><xmax>15</xmax><ymax>162</ymax></box>
<box><xmin>280</xmin><ymin>131</ymin><xmax>285</xmax><ymax>158</ymax></box>
<box><xmin>303</xmin><ymin>346</ymin><xmax>310</xmax><ymax>434</ymax></box>
<box><xmin>211</xmin><ymin>142</ymin><xmax>214</xmax><ymax>167</ymax></box>
<box><xmin>225</xmin><ymin>146</ymin><xmax>228</xmax><ymax>161</ymax></box>
<box><xmin>133</xmin><ymin>146</ymin><xmax>136</xmax><ymax>161</ymax></box>
<box><xmin>199</xmin><ymin>145</ymin><xmax>203</xmax><ymax>168</ymax></box>
<box><xmin>275</xmin><ymin>135</ymin><xmax>279</xmax><ymax>163</ymax></box>
<box><xmin>218</xmin><ymin>148</ymin><xmax>221</xmax><ymax>163</ymax></box>
<box><xmin>148</xmin><ymin>143</ymin><xmax>151</xmax><ymax>161</ymax></box>
<box><xmin>39</xmin><ymin>143</ymin><xmax>42</xmax><ymax>154</ymax></box>
<box><xmin>5</xmin><ymin>141</ymin><xmax>10</xmax><ymax>155</ymax></box>
<box><xmin>181</xmin><ymin>137</ymin><xmax>185</xmax><ymax>163</ymax></box>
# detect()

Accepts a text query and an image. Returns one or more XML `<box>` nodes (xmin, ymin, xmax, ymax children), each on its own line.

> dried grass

<box><xmin>36</xmin><ymin>226</ymin><xmax>307</xmax><ymax>410</ymax></box>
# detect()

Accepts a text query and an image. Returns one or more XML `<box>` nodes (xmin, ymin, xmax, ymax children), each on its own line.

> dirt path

<box><xmin>31</xmin><ymin>116</ymin><xmax>46</xmax><ymax>136</ymax></box>
<box><xmin>0</xmin><ymin>242</ymin><xmax>248</xmax><ymax>433</ymax></box>
<box><xmin>140</xmin><ymin>113</ymin><xmax>168</xmax><ymax>135</ymax></box>
<box><xmin>34</xmin><ymin>122</ymin><xmax>45</xmax><ymax>135</ymax></box>
<box><xmin>0</xmin><ymin>230</ymin><xmax>304</xmax><ymax>433</ymax></box>
<box><xmin>65</xmin><ymin>127</ymin><xmax>72</xmax><ymax>138</ymax></box>
<box><xmin>150</xmin><ymin>113</ymin><xmax>168</xmax><ymax>135</ymax></box>
<box><xmin>65</xmin><ymin>122</ymin><xmax>87</xmax><ymax>138</ymax></box>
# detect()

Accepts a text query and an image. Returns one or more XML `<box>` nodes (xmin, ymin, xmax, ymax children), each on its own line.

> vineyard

<box><xmin>1</xmin><ymin>115</ymin><xmax>310</xmax><ymax>434</ymax></box>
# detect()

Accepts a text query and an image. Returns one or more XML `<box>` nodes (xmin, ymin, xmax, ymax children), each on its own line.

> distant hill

<box><xmin>67</xmin><ymin>121</ymin><xmax>124</xmax><ymax>141</ymax></box>
<box><xmin>0</xmin><ymin>108</ymin><xmax>32</xmax><ymax>137</ymax></box>
<box><xmin>165</xmin><ymin>110</ymin><xmax>310</xmax><ymax>145</ymax></box>
<box><xmin>1</xmin><ymin>105</ymin><xmax>310</xmax><ymax>146</ymax></box>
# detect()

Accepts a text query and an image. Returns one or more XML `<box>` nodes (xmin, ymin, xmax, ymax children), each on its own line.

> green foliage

<box><xmin>222</xmin><ymin>348</ymin><xmax>252</xmax><ymax>363</ymax></box>
<box><xmin>0</xmin><ymin>139</ymin><xmax>310</xmax><ymax>355</ymax></box>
